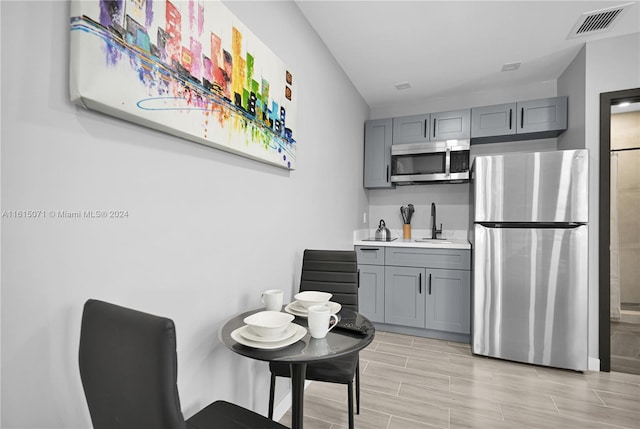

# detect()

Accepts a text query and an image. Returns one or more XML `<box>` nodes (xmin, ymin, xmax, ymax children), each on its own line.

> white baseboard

<box><xmin>272</xmin><ymin>380</ymin><xmax>311</xmax><ymax>421</ymax></box>
<box><xmin>588</xmin><ymin>356</ymin><xmax>600</xmax><ymax>371</ymax></box>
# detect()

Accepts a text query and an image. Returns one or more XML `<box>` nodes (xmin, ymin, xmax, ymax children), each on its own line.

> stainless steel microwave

<box><xmin>390</xmin><ymin>139</ymin><xmax>470</xmax><ymax>184</ymax></box>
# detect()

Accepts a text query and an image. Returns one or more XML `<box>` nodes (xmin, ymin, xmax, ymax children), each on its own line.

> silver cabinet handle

<box><xmin>445</xmin><ymin>148</ymin><xmax>451</xmax><ymax>177</ymax></box>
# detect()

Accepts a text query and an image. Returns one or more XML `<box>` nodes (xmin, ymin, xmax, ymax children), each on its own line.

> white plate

<box><xmin>284</xmin><ymin>301</ymin><xmax>342</xmax><ymax>318</ymax></box>
<box><xmin>231</xmin><ymin>323</ymin><xmax>307</xmax><ymax>350</ymax></box>
<box><xmin>239</xmin><ymin>323</ymin><xmax>298</xmax><ymax>343</ymax></box>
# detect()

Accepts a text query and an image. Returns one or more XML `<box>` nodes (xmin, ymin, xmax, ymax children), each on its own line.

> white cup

<box><xmin>307</xmin><ymin>305</ymin><xmax>339</xmax><ymax>339</ymax></box>
<box><xmin>261</xmin><ymin>289</ymin><xmax>284</xmax><ymax>312</ymax></box>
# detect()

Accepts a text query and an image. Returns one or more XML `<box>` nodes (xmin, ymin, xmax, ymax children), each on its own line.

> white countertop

<box><xmin>353</xmin><ymin>229</ymin><xmax>471</xmax><ymax>250</ymax></box>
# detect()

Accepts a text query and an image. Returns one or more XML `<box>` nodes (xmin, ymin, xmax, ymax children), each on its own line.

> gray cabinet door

<box><xmin>471</xmin><ymin>103</ymin><xmax>516</xmax><ymax>138</ymax></box>
<box><xmin>364</xmin><ymin>118</ymin><xmax>393</xmax><ymax>189</ymax></box>
<box><xmin>384</xmin><ymin>266</ymin><xmax>425</xmax><ymax>328</ymax></box>
<box><xmin>358</xmin><ymin>264</ymin><xmax>385</xmax><ymax>323</ymax></box>
<box><xmin>424</xmin><ymin>268</ymin><xmax>470</xmax><ymax>334</ymax></box>
<box><xmin>431</xmin><ymin>109</ymin><xmax>471</xmax><ymax>141</ymax></box>
<box><xmin>517</xmin><ymin>96</ymin><xmax>567</xmax><ymax>134</ymax></box>
<box><xmin>392</xmin><ymin>114</ymin><xmax>430</xmax><ymax>144</ymax></box>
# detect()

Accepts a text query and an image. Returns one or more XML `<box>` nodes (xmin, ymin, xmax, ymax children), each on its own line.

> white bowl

<box><xmin>243</xmin><ymin>311</ymin><xmax>294</xmax><ymax>339</ymax></box>
<box><xmin>294</xmin><ymin>291</ymin><xmax>333</xmax><ymax>309</ymax></box>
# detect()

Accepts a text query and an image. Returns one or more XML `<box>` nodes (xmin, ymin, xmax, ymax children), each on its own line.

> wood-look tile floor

<box><xmin>279</xmin><ymin>331</ymin><xmax>640</xmax><ymax>429</ymax></box>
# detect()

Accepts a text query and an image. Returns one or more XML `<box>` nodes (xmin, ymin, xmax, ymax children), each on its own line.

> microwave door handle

<box><xmin>445</xmin><ymin>148</ymin><xmax>451</xmax><ymax>177</ymax></box>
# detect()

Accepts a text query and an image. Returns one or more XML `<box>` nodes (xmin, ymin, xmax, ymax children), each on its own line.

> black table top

<box><xmin>219</xmin><ymin>307</ymin><xmax>375</xmax><ymax>364</ymax></box>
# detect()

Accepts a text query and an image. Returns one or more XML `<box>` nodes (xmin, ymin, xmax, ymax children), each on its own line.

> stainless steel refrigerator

<box><xmin>471</xmin><ymin>149</ymin><xmax>589</xmax><ymax>371</ymax></box>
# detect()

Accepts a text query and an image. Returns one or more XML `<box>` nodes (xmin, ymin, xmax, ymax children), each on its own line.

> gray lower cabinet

<box><xmin>384</xmin><ymin>266</ymin><xmax>425</xmax><ymax>327</ymax></box>
<box><xmin>364</xmin><ymin>118</ymin><xmax>393</xmax><ymax>189</ymax></box>
<box><xmin>358</xmin><ymin>264</ymin><xmax>385</xmax><ymax>323</ymax></box>
<box><xmin>424</xmin><ymin>268</ymin><xmax>470</xmax><ymax>334</ymax></box>
<box><xmin>356</xmin><ymin>245</ymin><xmax>471</xmax><ymax>337</ymax></box>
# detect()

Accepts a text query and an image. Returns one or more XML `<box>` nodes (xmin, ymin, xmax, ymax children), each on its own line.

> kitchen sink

<box><xmin>414</xmin><ymin>238</ymin><xmax>453</xmax><ymax>244</ymax></box>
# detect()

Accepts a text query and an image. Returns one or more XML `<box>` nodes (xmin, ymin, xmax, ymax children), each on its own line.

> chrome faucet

<box><xmin>431</xmin><ymin>202</ymin><xmax>442</xmax><ymax>239</ymax></box>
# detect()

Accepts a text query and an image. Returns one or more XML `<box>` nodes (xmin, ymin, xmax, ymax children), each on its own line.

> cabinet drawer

<box><xmin>355</xmin><ymin>246</ymin><xmax>385</xmax><ymax>265</ymax></box>
<box><xmin>385</xmin><ymin>247</ymin><xmax>470</xmax><ymax>270</ymax></box>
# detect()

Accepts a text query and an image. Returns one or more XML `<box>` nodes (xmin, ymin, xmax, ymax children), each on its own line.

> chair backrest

<box><xmin>78</xmin><ymin>299</ymin><xmax>186</xmax><ymax>429</ymax></box>
<box><xmin>299</xmin><ymin>249</ymin><xmax>359</xmax><ymax>311</ymax></box>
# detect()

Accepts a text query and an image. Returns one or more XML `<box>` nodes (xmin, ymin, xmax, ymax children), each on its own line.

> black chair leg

<box><xmin>347</xmin><ymin>381</ymin><xmax>354</xmax><ymax>429</ymax></box>
<box><xmin>356</xmin><ymin>364</ymin><xmax>361</xmax><ymax>415</ymax></box>
<box><xmin>268</xmin><ymin>373</ymin><xmax>276</xmax><ymax>419</ymax></box>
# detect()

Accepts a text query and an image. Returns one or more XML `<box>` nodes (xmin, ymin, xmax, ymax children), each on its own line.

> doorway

<box><xmin>599</xmin><ymin>88</ymin><xmax>640</xmax><ymax>373</ymax></box>
<box><xmin>609</xmin><ymin>101</ymin><xmax>640</xmax><ymax>374</ymax></box>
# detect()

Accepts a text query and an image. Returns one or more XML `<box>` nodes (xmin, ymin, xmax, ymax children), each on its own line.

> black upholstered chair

<box><xmin>79</xmin><ymin>299</ymin><xmax>287</xmax><ymax>429</ymax></box>
<box><xmin>268</xmin><ymin>249</ymin><xmax>360</xmax><ymax>429</ymax></box>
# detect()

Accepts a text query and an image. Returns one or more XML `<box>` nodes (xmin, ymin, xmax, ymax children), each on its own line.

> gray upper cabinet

<box><xmin>517</xmin><ymin>96</ymin><xmax>567</xmax><ymax>134</ymax></box>
<box><xmin>392</xmin><ymin>114</ymin><xmax>430</xmax><ymax>144</ymax></box>
<box><xmin>471</xmin><ymin>96</ymin><xmax>568</xmax><ymax>144</ymax></box>
<box><xmin>430</xmin><ymin>109</ymin><xmax>471</xmax><ymax>141</ymax></box>
<box><xmin>364</xmin><ymin>118</ymin><xmax>393</xmax><ymax>189</ymax></box>
<box><xmin>470</xmin><ymin>102</ymin><xmax>517</xmax><ymax>138</ymax></box>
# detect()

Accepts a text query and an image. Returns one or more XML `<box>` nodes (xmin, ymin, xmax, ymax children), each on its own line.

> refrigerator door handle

<box><xmin>477</xmin><ymin>222</ymin><xmax>586</xmax><ymax>229</ymax></box>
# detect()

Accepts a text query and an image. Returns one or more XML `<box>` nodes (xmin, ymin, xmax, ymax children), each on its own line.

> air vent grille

<box><xmin>577</xmin><ymin>9</ymin><xmax>621</xmax><ymax>34</ymax></box>
<box><xmin>568</xmin><ymin>3</ymin><xmax>632</xmax><ymax>38</ymax></box>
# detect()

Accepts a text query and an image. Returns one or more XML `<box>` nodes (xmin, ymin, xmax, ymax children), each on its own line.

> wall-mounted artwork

<box><xmin>70</xmin><ymin>0</ymin><xmax>297</xmax><ymax>169</ymax></box>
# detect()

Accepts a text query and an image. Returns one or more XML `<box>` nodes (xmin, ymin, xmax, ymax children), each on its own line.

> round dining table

<box><xmin>219</xmin><ymin>307</ymin><xmax>375</xmax><ymax>429</ymax></box>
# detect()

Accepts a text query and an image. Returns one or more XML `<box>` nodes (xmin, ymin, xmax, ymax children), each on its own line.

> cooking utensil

<box><xmin>375</xmin><ymin>219</ymin><xmax>391</xmax><ymax>241</ymax></box>
<box><xmin>400</xmin><ymin>205</ymin><xmax>414</xmax><ymax>225</ymax></box>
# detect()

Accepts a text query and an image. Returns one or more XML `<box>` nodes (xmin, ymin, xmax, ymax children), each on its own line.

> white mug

<box><xmin>261</xmin><ymin>289</ymin><xmax>284</xmax><ymax>312</ymax></box>
<box><xmin>307</xmin><ymin>305</ymin><xmax>338</xmax><ymax>339</ymax></box>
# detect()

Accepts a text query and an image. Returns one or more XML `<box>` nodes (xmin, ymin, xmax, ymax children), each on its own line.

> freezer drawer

<box><xmin>472</xmin><ymin>224</ymin><xmax>588</xmax><ymax>371</ymax></box>
<box><xmin>473</xmin><ymin>149</ymin><xmax>588</xmax><ymax>223</ymax></box>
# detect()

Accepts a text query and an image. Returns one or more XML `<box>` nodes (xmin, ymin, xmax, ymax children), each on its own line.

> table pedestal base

<box><xmin>290</xmin><ymin>362</ymin><xmax>307</xmax><ymax>429</ymax></box>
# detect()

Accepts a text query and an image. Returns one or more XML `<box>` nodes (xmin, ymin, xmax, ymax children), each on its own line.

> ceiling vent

<box><xmin>567</xmin><ymin>3</ymin><xmax>633</xmax><ymax>39</ymax></box>
<box><xmin>394</xmin><ymin>81</ymin><xmax>411</xmax><ymax>91</ymax></box>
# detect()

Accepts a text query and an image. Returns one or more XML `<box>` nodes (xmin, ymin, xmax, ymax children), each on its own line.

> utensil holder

<box><xmin>403</xmin><ymin>224</ymin><xmax>411</xmax><ymax>239</ymax></box>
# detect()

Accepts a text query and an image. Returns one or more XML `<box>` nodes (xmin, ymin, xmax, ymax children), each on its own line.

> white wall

<box><xmin>558</xmin><ymin>45</ymin><xmax>587</xmax><ymax>151</ymax></box>
<box><xmin>0</xmin><ymin>2</ymin><xmax>368</xmax><ymax>428</ymax></box>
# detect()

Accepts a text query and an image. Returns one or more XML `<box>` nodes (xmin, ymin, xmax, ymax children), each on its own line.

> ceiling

<box><xmin>295</xmin><ymin>1</ymin><xmax>640</xmax><ymax>108</ymax></box>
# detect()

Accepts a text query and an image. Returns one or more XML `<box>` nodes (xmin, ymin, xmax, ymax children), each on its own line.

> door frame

<box><xmin>598</xmin><ymin>87</ymin><xmax>640</xmax><ymax>372</ymax></box>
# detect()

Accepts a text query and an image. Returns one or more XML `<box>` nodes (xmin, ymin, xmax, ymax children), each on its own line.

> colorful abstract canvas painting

<box><xmin>70</xmin><ymin>0</ymin><xmax>297</xmax><ymax>169</ymax></box>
